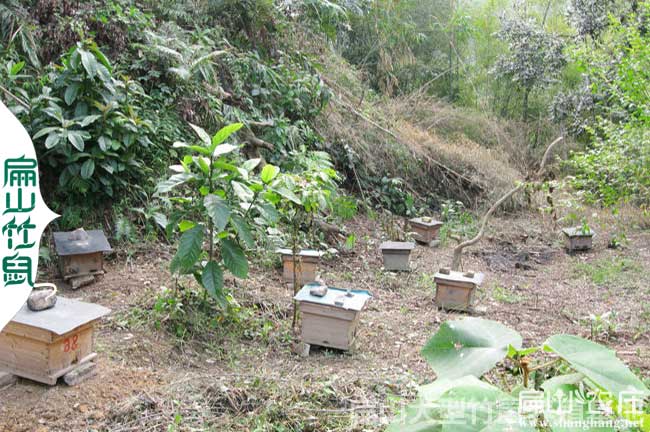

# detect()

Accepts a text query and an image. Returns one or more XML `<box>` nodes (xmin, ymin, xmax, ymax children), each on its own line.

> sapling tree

<box><xmin>271</xmin><ymin>150</ymin><xmax>339</xmax><ymax>331</ymax></box>
<box><xmin>156</xmin><ymin>122</ymin><xmax>281</xmax><ymax>307</ymax></box>
<box><xmin>451</xmin><ymin>136</ymin><xmax>564</xmax><ymax>271</ymax></box>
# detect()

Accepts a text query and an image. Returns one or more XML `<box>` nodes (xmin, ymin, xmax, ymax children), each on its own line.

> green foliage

<box><xmin>421</xmin><ymin>318</ymin><xmax>523</xmax><ymax>380</ymax></box>
<box><xmin>368</xmin><ymin>177</ymin><xmax>416</xmax><ymax>217</ymax></box>
<box><xmin>158</xmin><ymin>122</ymin><xmax>276</xmax><ymax>307</ymax></box>
<box><xmin>25</xmin><ymin>41</ymin><xmax>157</xmax><ymax>200</ymax></box>
<box><xmin>390</xmin><ymin>318</ymin><xmax>650</xmax><ymax>431</ymax></box>
<box><xmin>573</xmin><ymin>257</ymin><xmax>641</xmax><ymax>287</ymax></box>
<box><xmin>565</xmin><ymin>2</ymin><xmax>650</xmax><ymax>207</ymax></box>
<box><xmin>438</xmin><ymin>200</ymin><xmax>477</xmax><ymax>244</ymax></box>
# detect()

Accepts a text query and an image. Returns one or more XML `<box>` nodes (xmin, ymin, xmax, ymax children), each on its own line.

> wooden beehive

<box><xmin>294</xmin><ymin>284</ymin><xmax>371</xmax><ymax>351</ymax></box>
<box><xmin>562</xmin><ymin>227</ymin><xmax>594</xmax><ymax>252</ymax></box>
<box><xmin>277</xmin><ymin>249</ymin><xmax>323</xmax><ymax>287</ymax></box>
<box><xmin>409</xmin><ymin>217</ymin><xmax>443</xmax><ymax>245</ymax></box>
<box><xmin>0</xmin><ymin>297</ymin><xmax>110</xmax><ymax>385</ymax></box>
<box><xmin>379</xmin><ymin>241</ymin><xmax>415</xmax><ymax>271</ymax></box>
<box><xmin>54</xmin><ymin>229</ymin><xmax>112</xmax><ymax>281</ymax></box>
<box><xmin>434</xmin><ymin>270</ymin><xmax>485</xmax><ymax>311</ymax></box>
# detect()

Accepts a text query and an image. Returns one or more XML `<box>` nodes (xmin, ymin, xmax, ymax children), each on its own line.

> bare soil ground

<box><xmin>1</xmin><ymin>211</ymin><xmax>649</xmax><ymax>432</ymax></box>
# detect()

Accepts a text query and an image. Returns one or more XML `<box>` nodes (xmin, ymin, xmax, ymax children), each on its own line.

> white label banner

<box><xmin>0</xmin><ymin>100</ymin><xmax>58</xmax><ymax>331</ymax></box>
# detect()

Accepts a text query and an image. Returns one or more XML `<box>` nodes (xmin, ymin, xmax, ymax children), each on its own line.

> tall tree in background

<box><xmin>492</xmin><ymin>3</ymin><xmax>565</xmax><ymax>121</ymax></box>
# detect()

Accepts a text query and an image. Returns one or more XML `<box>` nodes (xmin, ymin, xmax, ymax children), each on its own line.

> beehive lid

<box><xmin>434</xmin><ymin>270</ymin><xmax>485</xmax><ymax>286</ymax></box>
<box><xmin>294</xmin><ymin>284</ymin><xmax>371</xmax><ymax>311</ymax></box>
<box><xmin>10</xmin><ymin>297</ymin><xmax>111</xmax><ymax>336</ymax></box>
<box><xmin>379</xmin><ymin>241</ymin><xmax>415</xmax><ymax>252</ymax></box>
<box><xmin>562</xmin><ymin>227</ymin><xmax>594</xmax><ymax>237</ymax></box>
<box><xmin>53</xmin><ymin>229</ymin><xmax>112</xmax><ymax>256</ymax></box>
<box><xmin>410</xmin><ymin>217</ymin><xmax>443</xmax><ymax>228</ymax></box>
<box><xmin>275</xmin><ymin>248</ymin><xmax>324</xmax><ymax>258</ymax></box>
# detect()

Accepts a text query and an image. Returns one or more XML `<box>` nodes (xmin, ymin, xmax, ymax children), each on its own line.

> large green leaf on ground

<box><xmin>544</xmin><ymin>335</ymin><xmax>649</xmax><ymax>397</ymax></box>
<box><xmin>388</xmin><ymin>376</ymin><xmax>524</xmax><ymax>432</ymax></box>
<box><xmin>221</xmin><ymin>239</ymin><xmax>248</xmax><ymax>279</ymax></box>
<box><xmin>544</xmin><ymin>335</ymin><xmax>650</xmax><ymax>432</ymax></box>
<box><xmin>170</xmin><ymin>225</ymin><xmax>204</xmax><ymax>274</ymax></box>
<box><xmin>421</xmin><ymin>318</ymin><xmax>523</xmax><ymax>380</ymax></box>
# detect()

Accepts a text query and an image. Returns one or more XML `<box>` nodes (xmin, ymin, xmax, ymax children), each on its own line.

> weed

<box><xmin>573</xmin><ymin>258</ymin><xmax>641</xmax><ymax>287</ymax></box>
<box><xmin>581</xmin><ymin>311</ymin><xmax>618</xmax><ymax>341</ymax></box>
<box><xmin>330</xmin><ymin>194</ymin><xmax>358</xmax><ymax>221</ymax></box>
<box><xmin>491</xmin><ymin>283</ymin><xmax>523</xmax><ymax>304</ymax></box>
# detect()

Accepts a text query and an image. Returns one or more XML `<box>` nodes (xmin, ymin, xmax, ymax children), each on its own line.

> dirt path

<box><xmin>1</xmin><ymin>212</ymin><xmax>648</xmax><ymax>431</ymax></box>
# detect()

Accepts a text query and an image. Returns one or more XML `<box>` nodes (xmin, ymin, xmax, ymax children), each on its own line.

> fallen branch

<box><xmin>451</xmin><ymin>136</ymin><xmax>564</xmax><ymax>271</ymax></box>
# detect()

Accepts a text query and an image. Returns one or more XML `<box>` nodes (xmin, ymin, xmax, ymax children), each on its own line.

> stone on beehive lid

<box><xmin>434</xmin><ymin>269</ymin><xmax>485</xmax><ymax>311</ymax></box>
<box><xmin>379</xmin><ymin>241</ymin><xmax>415</xmax><ymax>271</ymax></box>
<box><xmin>53</xmin><ymin>229</ymin><xmax>112</xmax><ymax>283</ymax></box>
<box><xmin>276</xmin><ymin>248</ymin><xmax>324</xmax><ymax>287</ymax></box>
<box><xmin>562</xmin><ymin>227</ymin><xmax>594</xmax><ymax>252</ymax></box>
<box><xmin>0</xmin><ymin>297</ymin><xmax>110</xmax><ymax>385</ymax></box>
<box><xmin>409</xmin><ymin>217</ymin><xmax>444</xmax><ymax>245</ymax></box>
<box><xmin>294</xmin><ymin>283</ymin><xmax>371</xmax><ymax>351</ymax></box>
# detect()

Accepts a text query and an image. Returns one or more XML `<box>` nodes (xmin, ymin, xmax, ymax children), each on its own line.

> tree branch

<box><xmin>450</xmin><ymin>136</ymin><xmax>564</xmax><ymax>271</ymax></box>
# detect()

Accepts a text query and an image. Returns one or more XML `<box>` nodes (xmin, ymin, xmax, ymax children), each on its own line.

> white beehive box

<box><xmin>434</xmin><ymin>269</ymin><xmax>484</xmax><ymax>311</ymax></box>
<box><xmin>562</xmin><ymin>227</ymin><xmax>594</xmax><ymax>252</ymax></box>
<box><xmin>277</xmin><ymin>248</ymin><xmax>324</xmax><ymax>287</ymax></box>
<box><xmin>0</xmin><ymin>297</ymin><xmax>110</xmax><ymax>385</ymax></box>
<box><xmin>294</xmin><ymin>284</ymin><xmax>372</xmax><ymax>351</ymax></box>
<box><xmin>379</xmin><ymin>241</ymin><xmax>415</xmax><ymax>271</ymax></box>
<box><xmin>409</xmin><ymin>217</ymin><xmax>443</xmax><ymax>245</ymax></box>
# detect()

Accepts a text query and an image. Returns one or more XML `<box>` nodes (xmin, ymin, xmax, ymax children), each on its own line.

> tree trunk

<box><xmin>451</xmin><ymin>136</ymin><xmax>564</xmax><ymax>271</ymax></box>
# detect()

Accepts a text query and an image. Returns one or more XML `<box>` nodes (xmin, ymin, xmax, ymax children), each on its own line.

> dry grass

<box><xmin>310</xmin><ymin>45</ymin><xmax>567</xmax><ymax>210</ymax></box>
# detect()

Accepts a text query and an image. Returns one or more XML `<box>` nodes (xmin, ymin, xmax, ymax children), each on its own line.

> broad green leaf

<box><xmin>189</xmin><ymin>123</ymin><xmax>211</xmax><ymax>146</ymax></box>
<box><xmin>204</xmin><ymin>195</ymin><xmax>231</xmax><ymax>231</ymax></box>
<box><xmin>221</xmin><ymin>238</ymin><xmax>248</xmax><ymax>278</ymax></box>
<box><xmin>80</xmin><ymin>159</ymin><xmax>95</xmax><ymax>179</ymax></box>
<box><xmin>261</xmin><ymin>164</ymin><xmax>280</xmax><ymax>184</ymax></box>
<box><xmin>98</xmin><ymin>136</ymin><xmax>111</xmax><ymax>151</ymax></box>
<box><xmin>178</xmin><ymin>220</ymin><xmax>196</xmax><ymax>232</ymax></box>
<box><xmin>201</xmin><ymin>261</ymin><xmax>224</xmax><ymax>302</ymax></box>
<box><xmin>79</xmin><ymin>49</ymin><xmax>99</xmax><ymax>78</ymax></box>
<box><xmin>257</xmin><ymin>203</ymin><xmax>280</xmax><ymax>223</ymax></box>
<box><xmin>421</xmin><ymin>318</ymin><xmax>522</xmax><ymax>380</ymax></box>
<box><xmin>45</xmin><ymin>133</ymin><xmax>61</xmax><ymax>149</ymax></box>
<box><xmin>33</xmin><ymin>126</ymin><xmax>59</xmax><ymax>140</ymax></box>
<box><xmin>541</xmin><ymin>373</ymin><xmax>585</xmax><ymax>397</ymax></box>
<box><xmin>232</xmin><ymin>181</ymin><xmax>254</xmax><ymax>201</ymax></box>
<box><xmin>64</xmin><ymin>83</ymin><xmax>80</xmax><ymax>105</ymax></box>
<box><xmin>388</xmin><ymin>376</ymin><xmax>520</xmax><ymax>432</ymax></box>
<box><xmin>230</xmin><ymin>214</ymin><xmax>255</xmax><ymax>249</ymax></box>
<box><xmin>213</xmin><ymin>143</ymin><xmax>238</xmax><ymax>158</ymax></box>
<box><xmin>170</xmin><ymin>225</ymin><xmax>204</xmax><ymax>274</ymax></box>
<box><xmin>211</xmin><ymin>123</ymin><xmax>243</xmax><ymax>149</ymax></box>
<box><xmin>544</xmin><ymin>335</ymin><xmax>650</xmax><ymax>431</ymax></box>
<box><xmin>242</xmin><ymin>158</ymin><xmax>261</xmax><ymax>172</ymax></box>
<box><xmin>544</xmin><ymin>335</ymin><xmax>649</xmax><ymax>398</ymax></box>
<box><xmin>10</xmin><ymin>61</ymin><xmax>24</xmax><ymax>75</ymax></box>
<box><xmin>79</xmin><ymin>114</ymin><xmax>101</xmax><ymax>127</ymax></box>
<box><xmin>152</xmin><ymin>212</ymin><xmax>168</xmax><ymax>230</ymax></box>
<box><xmin>156</xmin><ymin>173</ymin><xmax>193</xmax><ymax>195</ymax></box>
<box><xmin>275</xmin><ymin>187</ymin><xmax>302</xmax><ymax>205</ymax></box>
<box><xmin>67</xmin><ymin>131</ymin><xmax>85</xmax><ymax>151</ymax></box>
